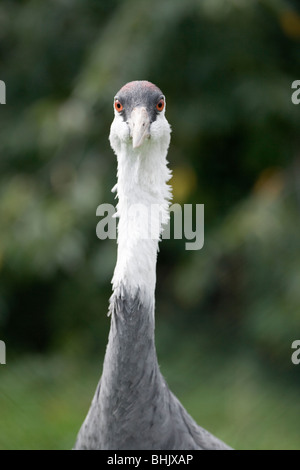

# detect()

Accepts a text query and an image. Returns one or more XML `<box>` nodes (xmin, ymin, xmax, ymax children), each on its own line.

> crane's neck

<box><xmin>95</xmin><ymin>138</ymin><xmax>172</xmax><ymax>448</ymax></box>
<box><xmin>110</xmin><ymin>138</ymin><xmax>172</xmax><ymax>311</ymax></box>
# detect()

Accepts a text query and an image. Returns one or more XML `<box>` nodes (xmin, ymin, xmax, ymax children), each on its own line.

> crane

<box><xmin>74</xmin><ymin>80</ymin><xmax>232</xmax><ymax>450</ymax></box>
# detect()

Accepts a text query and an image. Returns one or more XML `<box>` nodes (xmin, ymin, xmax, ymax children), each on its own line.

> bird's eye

<box><xmin>156</xmin><ymin>99</ymin><xmax>165</xmax><ymax>112</ymax></box>
<box><xmin>114</xmin><ymin>100</ymin><xmax>123</xmax><ymax>112</ymax></box>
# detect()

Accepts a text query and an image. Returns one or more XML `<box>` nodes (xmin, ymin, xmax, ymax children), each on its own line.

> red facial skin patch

<box><xmin>119</xmin><ymin>80</ymin><xmax>162</xmax><ymax>96</ymax></box>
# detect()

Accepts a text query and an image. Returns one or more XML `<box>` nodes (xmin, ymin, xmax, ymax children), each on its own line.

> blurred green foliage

<box><xmin>0</xmin><ymin>0</ymin><xmax>299</xmax><ymax>449</ymax></box>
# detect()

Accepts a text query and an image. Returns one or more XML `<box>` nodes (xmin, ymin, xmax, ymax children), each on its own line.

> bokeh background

<box><xmin>0</xmin><ymin>0</ymin><xmax>299</xmax><ymax>450</ymax></box>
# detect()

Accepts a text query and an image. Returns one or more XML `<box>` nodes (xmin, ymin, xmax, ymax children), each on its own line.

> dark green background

<box><xmin>0</xmin><ymin>0</ymin><xmax>299</xmax><ymax>449</ymax></box>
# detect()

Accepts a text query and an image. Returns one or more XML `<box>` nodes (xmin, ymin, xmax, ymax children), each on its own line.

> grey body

<box><xmin>74</xmin><ymin>292</ymin><xmax>231</xmax><ymax>450</ymax></box>
<box><xmin>74</xmin><ymin>81</ymin><xmax>232</xmax><ymax>450</ymax></box>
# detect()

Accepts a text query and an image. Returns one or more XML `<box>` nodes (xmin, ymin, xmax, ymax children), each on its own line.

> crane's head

<box><xmin>109</xmin><ymin>80</ymin><xmax>171</xmax><ymax>153</ymax></box>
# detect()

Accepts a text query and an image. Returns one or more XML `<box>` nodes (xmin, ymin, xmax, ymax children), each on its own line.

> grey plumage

<box><xmin>74</xmin><ymin>81</ymin><xmax>232</xmax><ymax>450</ymax></box>
<box><xmin>75</xmin><ymin>293</ymin><xmax>230</xmax><ymax>450</ymax></box>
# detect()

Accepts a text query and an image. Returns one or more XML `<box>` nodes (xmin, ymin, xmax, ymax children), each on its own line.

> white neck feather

<box><xmin>111</xmin><ymin>134</ymin><xmax>172</xmax><ymax>309</ymax></box>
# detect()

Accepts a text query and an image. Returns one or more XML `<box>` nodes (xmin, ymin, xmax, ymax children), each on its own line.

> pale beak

<box><xmin>128</xmin><ymin>107</ymin><xmax>150</xmax><ymax>149</ymax></box>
